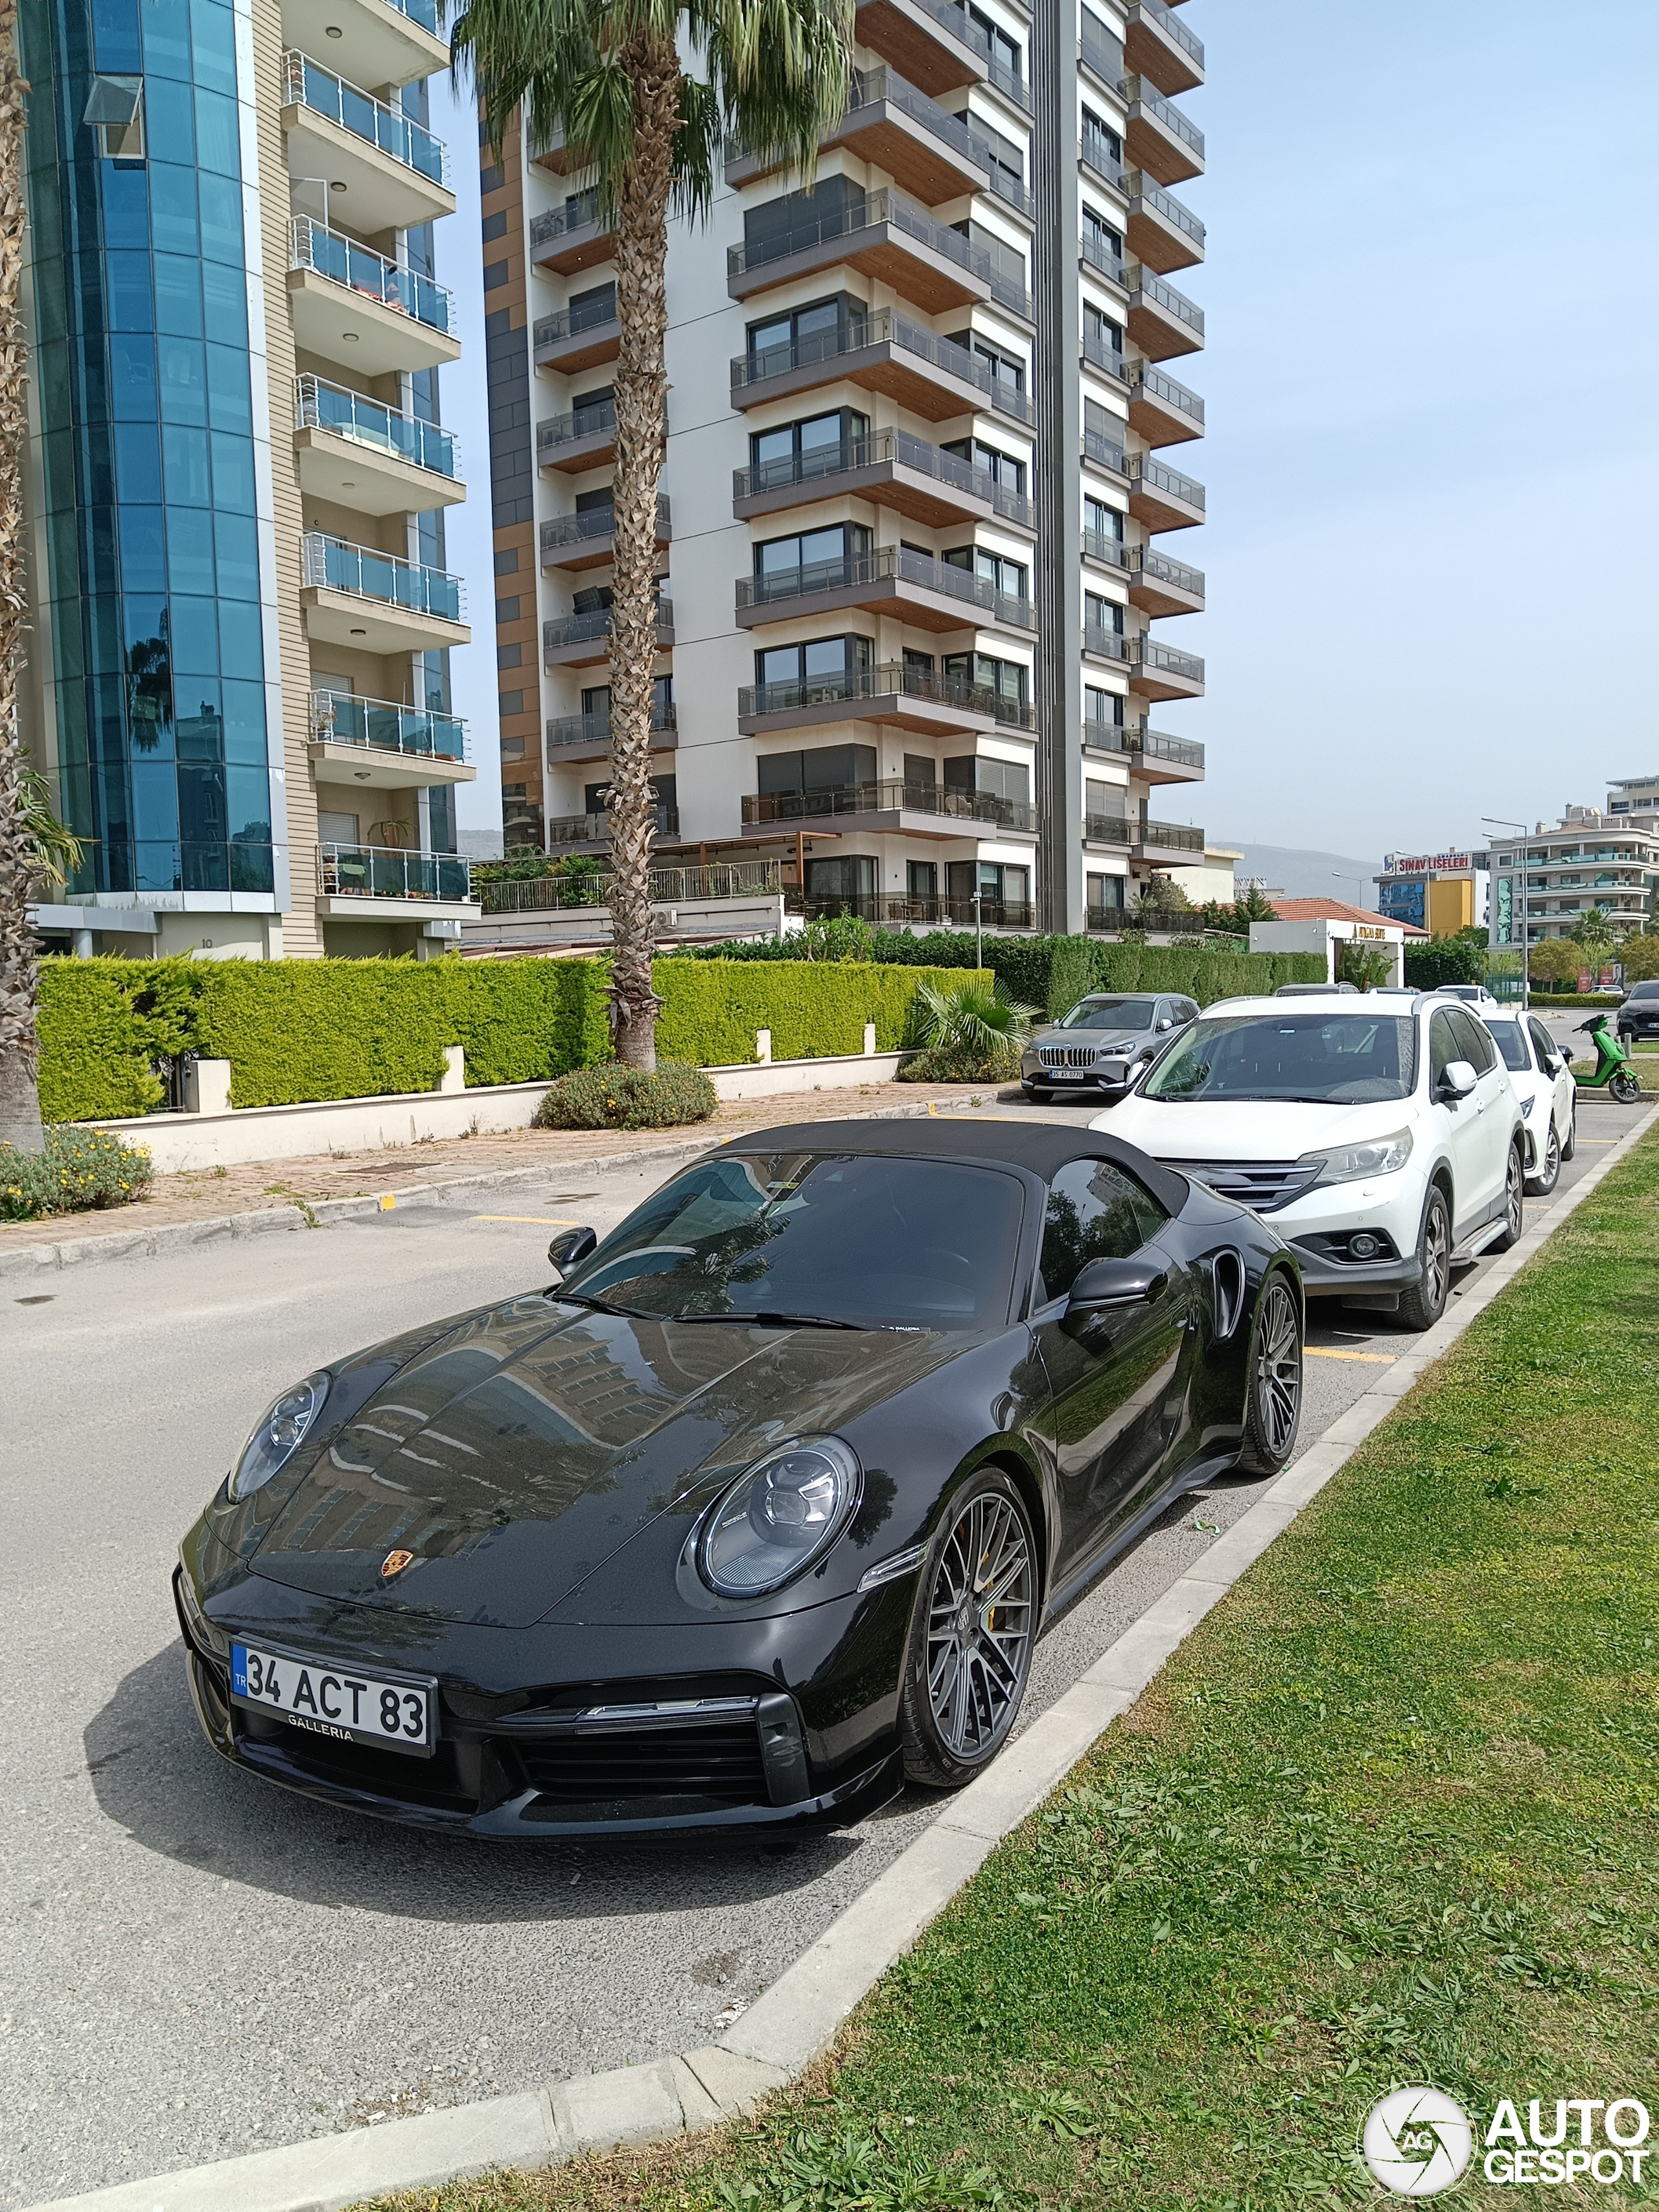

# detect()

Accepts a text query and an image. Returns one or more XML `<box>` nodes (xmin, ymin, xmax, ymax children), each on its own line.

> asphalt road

<box><xmin>0</xmin><ymin>1094</ymin><xmax>1643</xmax><ymax>2207</ymax></box>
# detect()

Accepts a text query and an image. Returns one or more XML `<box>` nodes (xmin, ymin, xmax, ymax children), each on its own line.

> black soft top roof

<box><xmin>721</xmin><ymin>1115</ymin><xmax>1190</xmax><ymax>1216</ymax></box>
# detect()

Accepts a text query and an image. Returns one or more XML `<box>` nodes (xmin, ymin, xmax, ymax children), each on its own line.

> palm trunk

<box><xmin>0</xmin><ymin>0</ymin><xmax>41</xmax><ymax>1152</ymax></box>
<box><xmin>604</xmin><ymin>35</ymin><xmax>678</xmax><ymax>1073</ymax></box>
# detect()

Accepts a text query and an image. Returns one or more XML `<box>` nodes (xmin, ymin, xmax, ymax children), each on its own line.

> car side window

<box><xmin>1450</xmin><ymin>1008</ymin><xmax>1496</xmax><ymax>1074</ymax></box>
<box><xmin>1428</xmin><ymin>1010</ymin><xmax>1461</xmax><ymax>1087</ymax></box>
<box><xmin>1527</xmin><ymin>1017</ymin><xmax>1557</xmax><ymax>1070</ymax></box>
<box><xmin>1039</xmin><ymin>1158</ymin><xmax>1168</xmax><ymax>1301</ymax></box>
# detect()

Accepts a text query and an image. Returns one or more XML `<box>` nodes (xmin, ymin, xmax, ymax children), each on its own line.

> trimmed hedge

<box><xmin>654</xmin><ymin>960</ymin><xmax>984</xmax><ymax>1065</ymax></box>
<box><xmin>1527</xmin><ymin>992</ymin><xmax>1624</xmax><ymax>1008</ymax></box>
<box><xmin>36</xmin><ymin>959</ymin><xmax>198</xmax><ymax>1120</ymax></box>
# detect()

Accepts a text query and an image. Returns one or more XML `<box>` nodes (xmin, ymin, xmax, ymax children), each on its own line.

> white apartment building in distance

<box><xmin>1487</xmin><ymin>804</ymin><xmax>1659</xmax><ymax>949</ymax></box>
<box><xmin>481</xmin><ymin>0</ymin><xmax>1207</xmax><ymax>933</ymax></box>
<box><xmin>23</xmin><ymin>0</ymin><xmax>476</xmax><ymax>960</ymax></box>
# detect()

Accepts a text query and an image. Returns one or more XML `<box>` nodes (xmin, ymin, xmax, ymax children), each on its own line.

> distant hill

<box><xmin>1222</xmin><ymin>841</ymin><xmax>1384</xmax><ymax>903</ymax></box>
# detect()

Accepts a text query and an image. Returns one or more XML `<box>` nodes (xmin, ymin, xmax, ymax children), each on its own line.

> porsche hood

<box><xmin>244</xmin><ymin>1295</ymin><xmax>957</xmax><ymax>1627</ymax></box>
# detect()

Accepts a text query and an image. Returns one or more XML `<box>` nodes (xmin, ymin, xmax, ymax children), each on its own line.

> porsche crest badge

<box><xmin>380</xmin><ymin>1549</ymin><xmax>415</xmax><ymax>1579</ymax></box>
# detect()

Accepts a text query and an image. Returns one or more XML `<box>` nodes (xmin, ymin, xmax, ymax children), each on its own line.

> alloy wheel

<box><xmin>1505</xmin><ymin>1146</ymin><xmax>1524</xmax><ymax>1237</ymax></box>
<box><xmin>1422</xmin><ymin>1196</ymin><xmax>1450</xmax><ymax>1314</ymax></box>
<box><xmin>924</xmin><ymin>1491</ymin><xmax>1034</xmax><ymax>1761</ymax></box>
<box><xmin>1252</xmin><ymin>1275</ymin><xmax>1302</xmax><ymax>1461</ymax></box>
<box><xmin>1533</xmin><ymin>1124</ymin><xmax>1560</xmax><ymax>1195</ymax></box>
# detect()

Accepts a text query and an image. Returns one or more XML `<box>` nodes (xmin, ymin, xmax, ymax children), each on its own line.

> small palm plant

<box><xmin>900</xmin><ymin>975</ymin><xmax>1036</xmax><ymax>1083</ymax></box>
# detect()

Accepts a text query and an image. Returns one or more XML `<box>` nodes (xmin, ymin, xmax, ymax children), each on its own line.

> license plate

<box><xmin>230</xmin><ymin>1641</ymin><xmax>435</xmax><ymax>1757</ymax></box>
<box><xmin>1049</xmin><ymin>1069</ymin><xmax>1085</xmax><ymax>1081</ymax></box>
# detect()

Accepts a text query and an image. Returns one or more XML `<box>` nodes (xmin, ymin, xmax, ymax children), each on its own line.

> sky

<box><xmin>432</xmin><ymin>1</ymin><xmax>1659</xmax><ymax>859</ymax></box>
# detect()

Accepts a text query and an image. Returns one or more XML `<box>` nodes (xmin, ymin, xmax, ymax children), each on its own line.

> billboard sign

<box><xmin>1381</xmin><ymin>850</ymin><xmax>1473</xmax><ymax>877</ymax></box>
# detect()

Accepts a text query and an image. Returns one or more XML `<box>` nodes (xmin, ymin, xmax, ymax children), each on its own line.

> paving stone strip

<box><xmin>31</xmin><ymin>1100</ymin><xmax>1657</xmax><ymax>2212</ymax></box>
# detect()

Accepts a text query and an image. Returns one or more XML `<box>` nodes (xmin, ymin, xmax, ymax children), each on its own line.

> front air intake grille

<box><xmin>505</xmin><ymin>1716</ymin><xmax>771</xmax><ymax>1810</ymax></box>
<box><xmin>1038</xmin><ymin>1045</ymin><xmax>1098</xmax><ymax>1069</ymax></box>
<box><xmin>1167</xmin><ymin>1159</ymin><xmax>1323</xmax><ymax>1211</ymax></box>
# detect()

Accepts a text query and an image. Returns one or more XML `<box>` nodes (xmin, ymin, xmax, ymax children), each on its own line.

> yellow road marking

<box><xmin>1305</xmin><ymin>1345</ymin><xmax>1397</xmax><ymax>1365</ymax></box>
<box><xmin>378</xmin><ymin>1193</ymin><xmax>395</xmax><ymax>1211</ymax></box>
<box><xmin>474</xmin><ymin>1215</ymin><xmax>586</xmax><ymax>1225</ymax></box>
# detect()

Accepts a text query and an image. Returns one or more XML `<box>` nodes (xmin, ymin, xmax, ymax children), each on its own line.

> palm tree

<box><xmin>452</xmin><ymin>0</ymin><xmax>852</xmax><ymax>1069</ymax></box>
<box><xmin>0</xmin><ymin>0</ymin><xmax>43</xmax><ymax>1148</ymax></box>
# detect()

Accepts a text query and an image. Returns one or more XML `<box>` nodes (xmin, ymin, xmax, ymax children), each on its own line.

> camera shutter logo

<box><xmin>1362</xmin><ymin>2087</ymin><xmax>1474</xmax><ymax>2196</ymax></box>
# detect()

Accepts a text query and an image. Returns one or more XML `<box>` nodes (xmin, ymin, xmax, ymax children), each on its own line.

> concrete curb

<box><xmin>30</xmin><ymin>1102</ymin><xmax>1656</xmax><ymax>2212</ymax></box>
<box><xmin>0</xmin><ymin>1095</ymin><xmax>989</xmax><ymax>1281</ymax></box>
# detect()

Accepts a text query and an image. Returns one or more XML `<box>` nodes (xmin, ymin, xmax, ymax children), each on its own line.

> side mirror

<box><xmin>1440</xmin><ymin>1059</ymin><xmax>1478</xmax><ymax>1100</ymax></box>
<box><xmin>1157</xmin><ymin>1016</ymin><xmax>1173</xmax><ymax>1031</ymax></box>
<box><xmin>1062</xmin><ymin>1255</ymin><xmax>1167</xmax><ymax>1336</ymax></box>
<box><xmin>548</xmin><ymin>1226</ymin><xmax>598</xmax><ymax>1279</ymax></box>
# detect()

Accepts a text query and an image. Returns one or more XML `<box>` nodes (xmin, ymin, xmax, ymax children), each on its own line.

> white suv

<box><xmin>1094</xmin><ymin>992</ymin><xmax>1526</xmax><ymax>1329</ymax></box>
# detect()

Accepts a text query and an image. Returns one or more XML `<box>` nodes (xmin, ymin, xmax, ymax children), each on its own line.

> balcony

<box><xmin>1125</xmin><ymin>169</ymin><xmax>1204</xmax><ymax>273</ymax></box>
<box><xmin>542</xmin><ymin>599</ymin><xmax>674</xmax><ymax>668</ymax></box>
<box><xmin>1082</xmin><ymin>329</ymin><xmax>1130</xmax><ymax>388</ymax></box>
<box><xmin>480</xmin><ymin>856</ymin><xmax>780</xmax><ymax>916</ymax></box>
<box><xmin>529</xmin><ymin>189</ymin><xmax>614</xmax><ymax>277</ymax></box>
<box><xmin>1124</xmin><ymin>0</ymin><xmax>1203</xmax><ymax>95</ymax></box>
<box><xmin>1083</xmin><ymin>621</ymin><xmax>1128</xmax><ymax>666</ymax></box>
<box><xmin>786</xmin><ymin>890</ymin><xmax>1035</xmax><ymax>929</ymax></box>
<box><xmin>293</xmin><ymin>373</ymin><xmax>463</xmax><ymax>514</ymax></box>
<box><xmin>537</xmin><ymin>395</ymin><xmax>617</xmax><ymax>471</ymax></box>
<box><xmin>1082</xmin><ymin>424</ymin><xmax>1130</xmax><ymax>482</ymax></box>
<box><xmin>1129</xmin><ymin>453</ymin><xmax>1205</xmax><ymax>531</ymax></box>
<box><xmin>547</xmin><ymin>804</ymin><xmax>680</xmax><ymax>851</ymax></box>
<box><xmin>287</xmin><ymin>217</ymin><xmax>459</xmax><ymax>375</ymax></box>
<box><xmin>741</xmin><ymin>775</ymin><xmax>1036</xmax><ymax>840</ymax></box>
<box><xmin>1080</xmin><ymin>124</ymin><xmax>1125</xmax><ymax>196</ymax></box>
<box><xmin>1082</xmin><ymin>721</ymin><xmax>1204</xmax><ymax>784</ymax></box>
<box><xmin>545</xmin><ymin>701</ymin><xmax>677</xmax><ymax>765</ymax></box>
<box><xmin>737</xmin><ymin>658</ymin><xmax>1028</xmax><ymax>737</ymax></box>
<box><xmin>316</xmin><ymin>843</ymin><xmax>476</xmax><ymax>920</ymax></box>
<box><xmin>1125</xmin><ymin>542</ymin><xmax>1204</xmax><ymax>616</ymax></box>
<box><xmin>1078</xmin><ymin>12</ymin><xmax>1125</xmax><ymax>98</ymax></box>
<box><xmin>1135</xmin><ymin>817</ymin><xmax>1205</xmax><ymax>861</ymax></box>
<box><xmin>1084</xmin><ymin>810</ymin><xmax>1133</xmax><ymax>848</ymax></box>
<box><xmin>533</xmin><ymin>296</ymin><xmax>622</xmax><ymax>375</ymax></box>
<box><xmin>736</xmin><ymin>544</ymin><xmax>1034</xmax><ymax>636</ymax></box>
<box><xmin>1128</xmin><ymin>633</ymin><xmax>1205</xmax><ymax>701</ymax></box>
<box><xmin>1126</xmin><ymin>358</ymin><xmax>1203</xmax><ymax>446</ymax></box>
<box><xmin>308</xmin><ymin>690</ymin><xmax>474</xmax><ymax>789</ymax></box>
<box><xmin>277</xmin><ymin>0</ymin><xmax>447</xmax><ymax>115</ymax></box>
<box><xmin>728</xmin><ymin>66</ymin><xmax>988</xmax><ymax>205</ymax></box>
<box><xmin>299</xmin><ymin>531</ymin><xmax>469</xmax><ymax>653</ymax></box>
<box><xmin>281</xmin><ymin>52</ymin><xmax>453</xmax><ymax>231</ymax></box>
<box><xmin>1080</xmin><ymin>229</ymin><xmax>1127</xmax><ymax>291</ymax></box>
<box><xmin>732</xmin><ymin>428</ymin><xmax>1032</xmax><ymax>533</ymax></box>
<box><xmin>1082</xmin><ymin>526</ymin><xmax>1128</xmax><ymax>574</ymax></box>
<box><xmin>528</xmin><ymin>122</ymin><xmax>583</xmax><ymax>174</ymax></box>
<box><xmin>853</xmin><ymin>0</ymin><xmax>1001</xmax><ymax>99</ymax></box>
<box><xmin>730</xmin><ymin>306</ymin><xmax>1033</xmax><ymax>425</ymax></box>
<box><xmin>1127</xmin><ymin>264</ymin><xmax>1203</xmax><ymax>359</ymax></box>
<box><xmin>727</xmin><ymin>189</ymin><xmax>997</xmax><ymax>316</ymax></box>
<box><xmin>1122</xmin><ymin>74</ymin><xmax>1204</xmax><ymax>185</ymax></box>
<box><xmin>540</xmin><ymin>495</ymin><xmax>671</xmax><ymax>572</ymax></box>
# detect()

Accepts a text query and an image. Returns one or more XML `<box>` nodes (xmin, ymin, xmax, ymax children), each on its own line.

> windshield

<box><xmin>1060</xmin><ymin>998</ymin><xmax>1154</xmax><ymax>1030</ymax></box>
<box><xmin>560</xmin><ymin>1151</ymin><xmax>1024</xmax><ymax>1329</ymax></box>
<box><xmin>1629</xmin><ymin>983</ymin><xmax>1659</xmax><ymax>1000</ymax></box>
<box><xmin>1487</xmin><ymin>1021</ymin><xmax>1530</xmax><ymax>1073</ymax></box>
<box><xmin>1143</xmin><ymin>1012</ymin><xmax>1419</xmax><ymax>1104</ymax></box>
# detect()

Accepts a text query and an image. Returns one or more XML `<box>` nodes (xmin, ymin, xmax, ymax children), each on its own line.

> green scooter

<box><xmin>1575</xmin><ymin>1014</ymin><xmax>1642</xmax><ymax>1103</ymax></box>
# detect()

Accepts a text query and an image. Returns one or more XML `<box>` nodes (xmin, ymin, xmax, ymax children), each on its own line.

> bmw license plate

<box><xmin>230</xmin><ymin>1642</ymin><xmax>435</xmax><ymax>1756</ymax></box>
<box><xmin>1049</xmin><ymin>1069</ymin><xmax>1084</xmax><ymax>1081</ymax></box>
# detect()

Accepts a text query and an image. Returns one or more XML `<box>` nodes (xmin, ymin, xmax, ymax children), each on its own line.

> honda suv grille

<box><xmin>1166</xmin><ymin>1158</ymin><xmax>1323</xmax><ymax>1211</ymax></box>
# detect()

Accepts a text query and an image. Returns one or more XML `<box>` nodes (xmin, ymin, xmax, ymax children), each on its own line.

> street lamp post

<box><xmin>1481</xmin><ymin>817</ymin><xmax>1529</xmax><ymax>1012</ymax></box>
<box><xmin>973</xmin><ymin>888</ymin><xmax>983</xmax><ymax>970</ymax></box>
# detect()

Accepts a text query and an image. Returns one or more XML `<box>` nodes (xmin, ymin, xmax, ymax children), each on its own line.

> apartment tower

<box><xmin>21</xmin><ymin>0</ymin><xmax>476</xmax><ymax>959</ymax></box>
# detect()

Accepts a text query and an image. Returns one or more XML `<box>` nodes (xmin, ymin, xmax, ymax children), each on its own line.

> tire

<box><xmin>1560</xmin><ymin>1108</ymin><xmax>1576</xmax><ymax>1162</ymax></box>
<box><xmin>1612</xmin><ymin>1069</ymin><xmax>1642</xmax><ymax>1104</ymax></box>
<box><xmin>1235</xmin><ymin>1269</ymin><xmax>1303</xmax><ymax>1474</ymax></box>
<box><xmin>1490</xmin><ymin>1141</ymin><xmax>1525</xmax><ymax>1252</ymax></box>
<box><xmin>1525</xmin><ymin>1119</ymin><xmax>1560</xmax><ymax>1197</ymax></box>
<box><xmin>1024</xmin><ymin>1086</ymin><xmax>1053</xmax><ymax>1104</ymax></box>
<box><xmin>1397</xmin><ymin>1184</ymin><xmax>1452</xmax><ymax>1331</ymax></box>
<box><xmin>899</xmin><ymin>1469</ymin><xmax>1036</xmax><ymax>1790</ymax></box>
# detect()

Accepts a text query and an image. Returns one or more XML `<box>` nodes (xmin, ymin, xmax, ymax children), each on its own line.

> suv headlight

<box><xmin>1299</xmin><ymin>1128</ymin><xmax>1414</xmax><ymax>1185</ymax></box>
<box><xmin>697</xmin><ymin>1437</ymin><xmax>861</xmax><ymax>1598</ymax></box>
<box><xmin>227</xmin><ymin>1371</ymin><xmax>330</xmax><ymax>1500</ymax></box>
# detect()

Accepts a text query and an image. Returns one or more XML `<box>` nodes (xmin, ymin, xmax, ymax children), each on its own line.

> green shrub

<box><xmin>36</xmin><ymin>958</ymin><xmax>198</xmax><ymax>1121</ymax></box>
<box><xmin>0</xmin><ymin>1126</ymin><xmax>155</xmax><ymax>1221</ymax></box>
<box><xmin>1403</xmin><ymin>936</ymin><xmax>1487</xmax><ymax>990</ymax></box>
<box><xmin>533</xmin><ymin>1059</ymin><xmax>717</xmax><ymax>1130</ymax></box>
<box><xmin>897</xmin><ymin>975</ymin><xmax>1034</xmax><ymax>1082</ymax></box>
<box><xmin>654</xmin><ymin>960</ymin><xmax>985</xmax><ymax>1065</ymax></box>
<box><xmin>898</xmin><ymin>1038</ymin><xmax>1023</xmax><ymax>1084</ymax></box>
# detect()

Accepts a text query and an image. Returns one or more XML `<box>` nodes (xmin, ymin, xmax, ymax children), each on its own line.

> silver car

<box><xmin>1021</xmin><ymin>991</ymin><xmax>1199</xmax><ymax>1103</ymax></box>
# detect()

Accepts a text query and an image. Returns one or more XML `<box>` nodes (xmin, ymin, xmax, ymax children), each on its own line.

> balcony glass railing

<box><xmin>1135</xmin><ymin>454</ymin><xmax>1206</xmax><ymax>509</ymax></box>
<box><xmin>738</xmin><ymin>658</ymin><xmax>1030</xmax><ymax>728</ymax></box>
<box><xmin>1128</xmin><ymin>358</ymin><xmax>1205</xmax><ymax>426</ymax></box>
<box><xmin>1085</xmin><ymin>811</ymin><xmax>1134</xmax><ymax>844</ymax></box>
<box><xmin>283</xmin><ymin>52</ymin><xmax>448</xmax><ymax>185</ymax></box>
<box><xmin>294</xmin><ymin>375</ymin><xmax>459</xmax><ymax>479</ymax></box>
<box><xmin>1135</xmin><ymin>0</ymin><xmax>1203</xmax><ymax>67</ymax></box>
<box><xmin>301</xmin><ymin>533</ymin><xmax>464</xmax><ymax>621</ymax></box>
<box><xmin>533</xmin><ymin>292</ymin><xmax>620</xmax><ymax>348</ymax></box>
<box><xmin>730</xmin><ymin>187</ymin><xmax>996</xmax><ymax>287</ymax></box>
<box><xmin>1083</xmin><ymin>426</ymin><xmax>1129</xmax><ymax>476</ymax></box>
<box><xmin>738</xmin><ymin>543</ymin><xmax>1032</xmax><ymax>630</ymax></box>
<box><xmin>529</xmin><ymin>189</ymin><xmax>609</xmax><ymax>250</ymax></box>
<box><xmin>745</xmin><ymin>776</ymin><xmax>1033</xmax><ymax>831</ymax></box>
<box><xmin>290</xmin><ymin>217</ymin><xmax>454</xmax><ymax>334</ymax></box>
<box><xmin>543</xmin><ymin>599</ymin><xmax>673</xmax><ymax>654</ymax></box>
<box><xmin>540</xmin><ymin>495</ymin><xmax>670</xmax><ymax>556</ymax></box>
<box><xmin>788</xmin><ymin>890</ymin><xmax>1035</xmax><ymax>929</ymax></box>
<box><xmin>1082</xmin><ymin>328</ymin><xmax>1128</xmax><ymax>382</ymax></box>
<box><xmin>1080</xmin><ymin>12</ymin><xmax>1126</xmax><ymax>87</ymax></box>
<box><xmin>1124</xmin><ymin>75</ymin><xmax>1204</xmax><ymax>159</ymax></box>
<box><xmin>733</xmin><ymin>429</ymin><xmax>1032</xmax><ymax>528</ymax></box>
<box><xmin>1139</xmin><ymin>727</ymin><xmax>1205</xmax><ymax>769</ymax></box>
<box><xmin>1128</xmin><ymin>544</ymin><xmax>1205</xmax><ymax>597</ymax></box>
<box><xmin>386</xmin><ymin>0</ymin><xmax>439</xmax><ymax>34</ymax></box>
<box><xmin>1127</xmin><ymin>169</ymin><xmax>1205</xmax><ymax>248</ymax></box>
<box><xmin>318</xmin><ymin>844</ymin><xmax>472</xmax><ymax>900</ymax></box>
<box><xmin>1082</xmin><ymin>526</ymin><xmax>1127</xmax><ymax>567</ymax></box>
<box><xmin>546</xmin><ymin>701</ymin><xmax>677</xmax><ymax>751</ymax></box>
<box><xmin>480</xmin><ymin>857</ymin><xmax>778</xmax><ymax>915</ymax></box>
<box><xmin>1130</xmin><ymin>264</ymin><xmax>1205</xmax><ymax>340</ymax></box>
<box><xmin>1141</xmin><ymin>819</ymin><xmax>1205</xmax><ymax>852</ymax></box>
<box><xmin>1133</xmin><ymin>635</ymin><xmax>1205</xmax><ymax>682</ymax></box>
<box><xmin>547</xmin><ymin>804</ymin><xmax>679</xmax><ymax>846</ymax></box>
<box><xmin>1084</xmin><ymin>623</ymin><xmax>1128</xmax><ymax>660</ymax></box>
<box><xmin>1081</xmin><ymin>129</ymin><xmax>1124</xmax><ymax>189</ymax></box>
<box><xmin>538</xmin><ymin>397</ymin><xmax>617</xmax><ymax>453</ymax></box>
<box><xmin>1081</xmin><ymin>230</ymin><xmax>1126</xmax><ymax>285</ymax></box>
<box><xmin>310</xmin><ymin>689</ymin><xmax>468</xmax><ymax>760</ymax></box>
<box><xmin>731</xmin><ymin>306</ymin><xmax>1032</xmax><ymax>423</ymax></box>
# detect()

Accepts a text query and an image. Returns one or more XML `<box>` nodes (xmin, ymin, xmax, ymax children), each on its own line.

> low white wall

<box><xmin>87</xmin><ymin>1048</ymin><xmax>911</xmax><ymax>1171</ymax></box>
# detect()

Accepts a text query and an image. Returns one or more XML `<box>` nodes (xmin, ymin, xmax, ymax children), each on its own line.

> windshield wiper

<box><xmin>553</xmin><ymin>1290</ymin><xmax>659</xmax><ymax>1320</ymax></box>
<box><xmin>668</xmin><ymin>1309</ymin><xmax>866</xmax><ymax>1331</ymax></box>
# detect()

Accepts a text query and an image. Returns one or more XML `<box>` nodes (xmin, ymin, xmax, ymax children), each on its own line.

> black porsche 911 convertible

<box><xmin>176</xmin><ymin>1119</ymin><xmax>1304</xmax><ymax>1837</ymax></box>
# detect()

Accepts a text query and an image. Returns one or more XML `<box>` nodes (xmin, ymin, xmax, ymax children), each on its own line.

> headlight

<box><xmin>227</xmin><ymin>1372</ymin><xmax>330</xmax><ymax>1500</ymax></box>
<box><xmin>1299</xmin><ymin>1128</ymin><xmax>1414</xmax><ymax>1185</ymax></box>
<box><xmin>697</xmin><ymin>1437</ymin><xmax>861</xmax><ymax>1598</ymax></box>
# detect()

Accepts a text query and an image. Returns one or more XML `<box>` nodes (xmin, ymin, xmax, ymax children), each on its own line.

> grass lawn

<box><xmin>364</xmin><ymin>1128</ymin><xmax>1659</xmax><ymax>2212</ymax></box>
